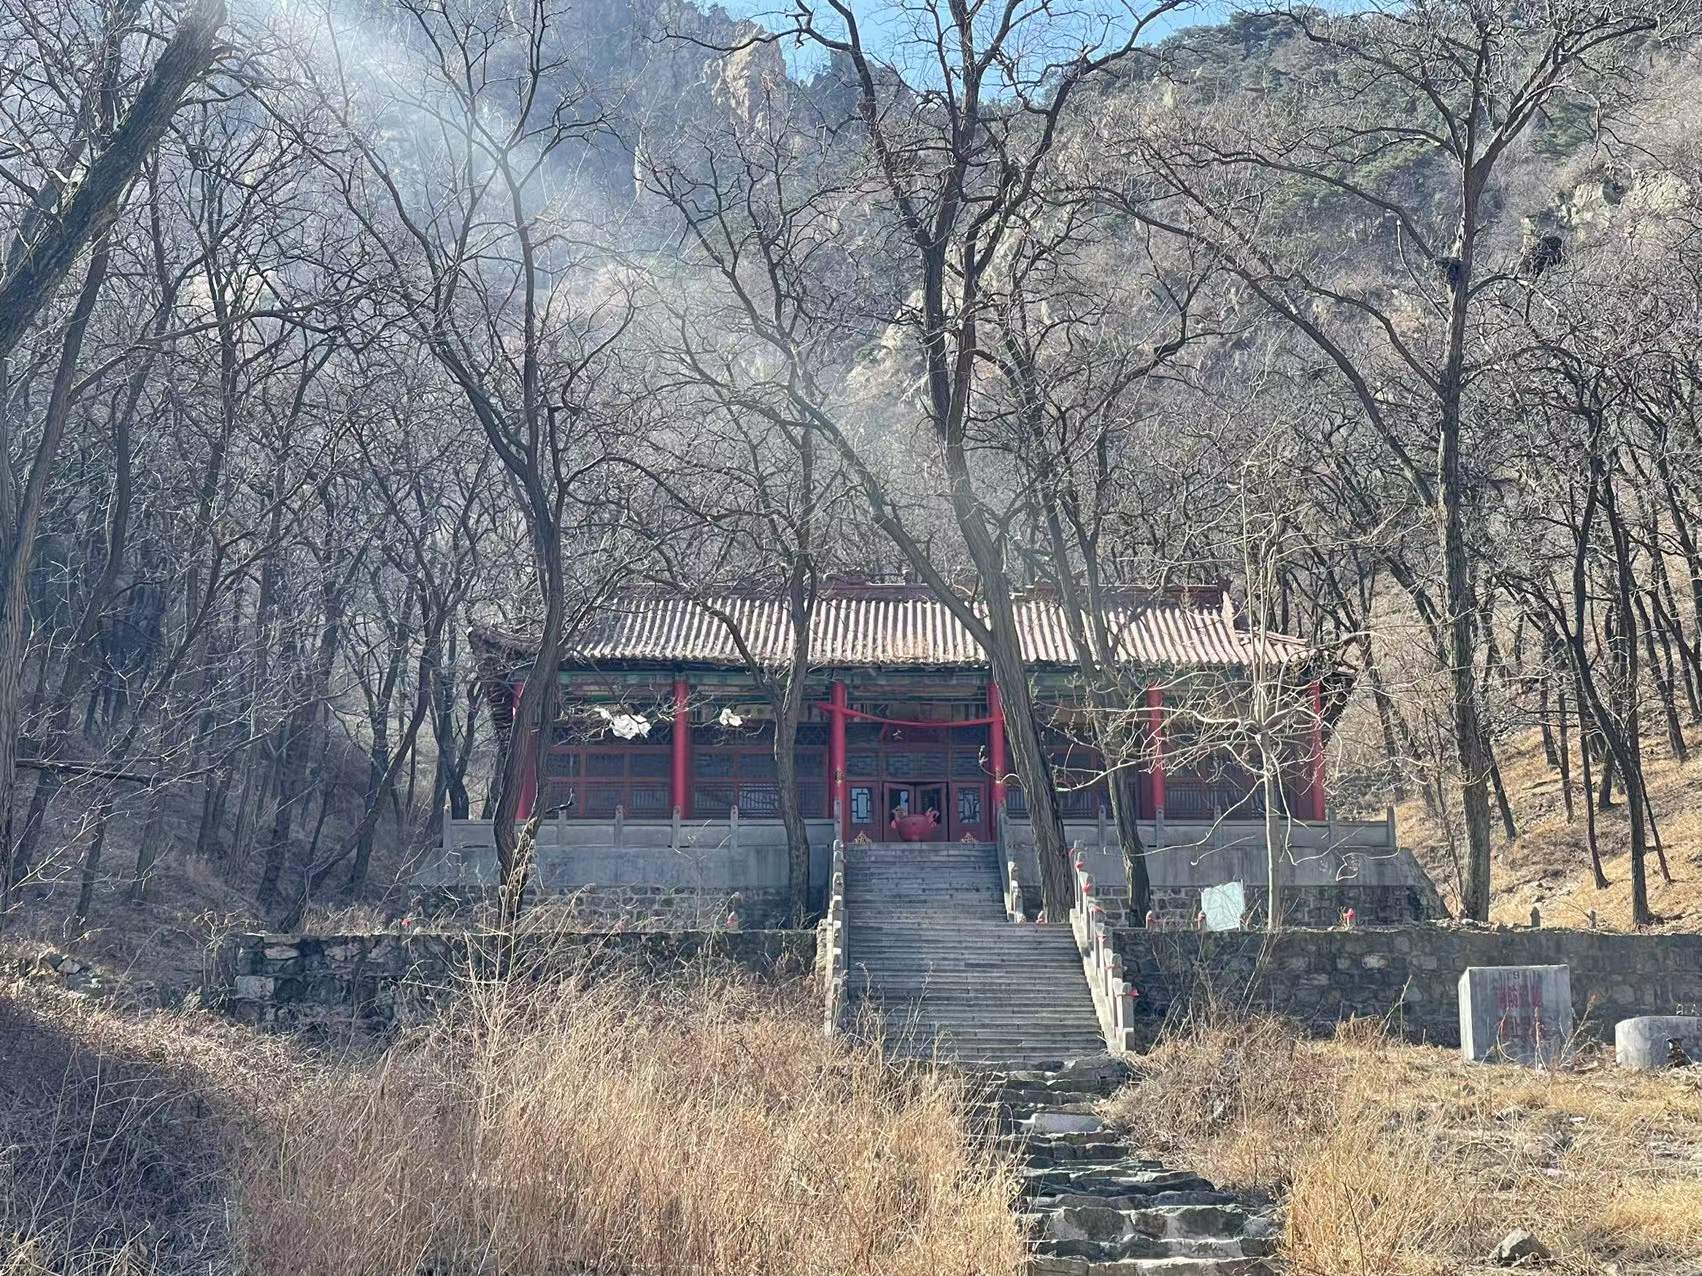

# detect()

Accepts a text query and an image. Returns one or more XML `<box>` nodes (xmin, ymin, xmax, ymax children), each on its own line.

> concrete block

<box><xmin>1459</xmin><ymin>965</ymin><xmax>1573</xmax><ymax>1066</ymax></box>
<box><xmin>1615</xmin><ymin>1016</ymin><xmax>1702</xmax><ymax>1070</ymax></box>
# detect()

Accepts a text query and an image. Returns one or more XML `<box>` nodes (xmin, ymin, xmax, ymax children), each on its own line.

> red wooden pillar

<box><xmin>829</xmin><ymin>680</ymin><xmax>848</xmax><ymax>833</ymax></box>
<box><xmin>1146</xmin><ymin>686</ymin><xmax>1165</xmax><ymax>818</ymax></box>
<box><xmin>514</xmin><ymin>678</ymin><xmax>538</xmax><ymax>821</ymax></box>
<box><xmin>1308</xmin><ymin>678</ymin><xmax>1327</xmax><ymax>821</ymax></box>
<box><xmin>988</xmin><ymin>678</ymin><xmax>1007</xmax><ymax>808</ymax></box>
<box><xmin>671</xmin><ymin>676</ymin><xmax>691</xmax><ymax>818</ymax></box>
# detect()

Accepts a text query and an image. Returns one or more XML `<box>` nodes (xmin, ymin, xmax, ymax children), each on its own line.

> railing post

<box><xmin>613</xmin><ymin>804</ymin><xmax>624</xmax><ymax>848</ymax></box>
<box><xmin>1069</xmin><ymin>845</ymin><xmax>1136</xmax><ymax>1054</ymax></box>
<box><xmin>823</xmin><ymin>838</ymin><xmax>849</xmax><ymax>1036</ymax></box>
<box><xmin>729</xmin><ymin>805</ymin><xmax>740</xmax><ymax>852</ymax></box>
<box><xmin>1385</xmin><ymin>803</ymin><xmax>1398</xmax><ymax>849</ymax></box>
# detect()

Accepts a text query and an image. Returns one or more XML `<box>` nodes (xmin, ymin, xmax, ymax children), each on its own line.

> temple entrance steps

<box><xmin>840</xmin><ymin>841</ymin><xmax>1105</xmax><ymax>1065</ymax></box>
<box><xmin>973</xmin><ymin>1057</ymin><xmax>1280</xmax><ymax>1276</ymax></box>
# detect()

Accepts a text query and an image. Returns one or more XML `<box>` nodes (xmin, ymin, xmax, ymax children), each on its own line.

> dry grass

<box><xmin>1</xmin><ymin>962</ymin><xmax>1020</xmax><ymax>1276</ymax></box>
<box><xmin>1103</xmin><ymin>1014</ymin><xmax>1702</xmax><ymax>1275</ymax></box>
<box><xmin>239</xmin><ymin>968</ymin><xmax>1020</xmax><ymax>1276</ymax></box>
<box><xmin>1</xmin><ymin>976</ymin><xmax>311</xmax><ymax>1275</ymax></box>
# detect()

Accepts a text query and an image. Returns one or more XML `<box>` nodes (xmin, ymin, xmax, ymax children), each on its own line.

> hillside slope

<box><xmin>1401</xmin><ymin>729</ymin><xmax>1702</xmax><ymax>932</ymax></box>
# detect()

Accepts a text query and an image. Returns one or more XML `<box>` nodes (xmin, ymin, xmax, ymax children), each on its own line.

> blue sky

<box><xmin>716</xmin><ymin>1</ymin><xmax>1223</xmax><ymax>78</ymax></box>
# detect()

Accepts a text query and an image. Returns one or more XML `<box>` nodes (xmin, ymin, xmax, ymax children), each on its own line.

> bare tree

<box><xmin>307</xmin><ymin>0</ymin><xmax>638</xmax><ymax>922</ymax></box>
<box><xmin>1096</xmin><ymin>0</ymin><xmax>1690</xmax><ymax>918</ymax></box>
<box><xmin>649</xmin><ymin>0</ymin><xmax>1186</xmax><ymax>917</ymax></box>
<box><xmin>0</xmin><ymin>0</ymin><xmax>227</xmax><ymax>910</ymax></box>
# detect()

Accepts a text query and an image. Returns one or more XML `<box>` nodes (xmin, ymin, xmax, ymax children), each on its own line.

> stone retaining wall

<box><xmin>414</xmin><ymin>883</ymin><xmax>788</xmax><ymax>930</ymax></box>
<box><xmin>211</xmin><ymin>928</ymin><xmax>818</xmax><ymax>1031</ymax></box>
<box><xmin>1144</xmin><ymin>882</ymin><xmax>1427</xmax><ymax>928</ymax></box>
<box><xmin>1114</xmin><ymin>925</ymin><xmax>1702</xmax><ymax>1046</ymax></box>
<box><xmin>416</xmin><ymin>819</ymin><xmax>836</xmax><ymax>927</ymax></box>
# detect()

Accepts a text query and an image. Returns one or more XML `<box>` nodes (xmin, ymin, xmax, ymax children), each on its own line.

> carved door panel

<box><xmin>949</xmin><ymin>782</ymin><xmax>988</xmax><ymax>842</ymax></box>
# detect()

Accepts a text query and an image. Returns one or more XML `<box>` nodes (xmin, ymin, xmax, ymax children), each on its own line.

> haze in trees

<box><xmin>4</xmin><ymin>0</ymin><xmax>1701</xmax><ymax>932</ymax></box>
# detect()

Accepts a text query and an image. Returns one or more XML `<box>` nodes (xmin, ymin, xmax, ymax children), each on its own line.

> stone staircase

<box><xmin>842</xmin><ymin>841</ymin><xmax>1106</xmax><ymax>1064</ymax></box>
<box><xmin>980</xmin><ymin>1057</ymin><xmax>1280</xmax><ymax>1276</ymax></box>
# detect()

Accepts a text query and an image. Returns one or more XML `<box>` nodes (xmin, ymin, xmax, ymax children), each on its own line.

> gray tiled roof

<box><xmin>476</xmin><ymin>586</ymin><xmax>1309</xmax><ymax>672</ymax></box>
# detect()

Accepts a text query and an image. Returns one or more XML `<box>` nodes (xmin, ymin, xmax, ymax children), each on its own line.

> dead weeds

<box><xmin>1103</xmin><ymin>1014</ymin><xmax>1702</xmax><ymax>1275</ymax></box>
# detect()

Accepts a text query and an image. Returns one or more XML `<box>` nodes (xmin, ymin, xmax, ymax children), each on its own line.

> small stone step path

<box><xmin>972</xmin><ymin>1055</ymin><xmax>1281</xmax><ymax>1276</ymax></box>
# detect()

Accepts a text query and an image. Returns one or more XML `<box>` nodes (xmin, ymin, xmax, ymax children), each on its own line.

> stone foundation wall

<box><xmin>1113</xmin><ymin>925</ymin><xmax>1702</xmax><ymax>1046</ymax></box>
<box><xmin>211</xmin><ymin>928</ymin><xmax>818</xmax><ymax>1032</ymax></box>
<box><xmin>413</xmin><ymin>883</ymin><xmax>790</xmax><ymax>929</ymax></box>
<box><xmin>1144</xmin><ymin>883</ymin><xmax>1426</xmax><ymax>928</ymax></box>
<box><xmin>417</xmin><ymin>819</ymin><xmax>835</xmax><ymax>926</ymax></box>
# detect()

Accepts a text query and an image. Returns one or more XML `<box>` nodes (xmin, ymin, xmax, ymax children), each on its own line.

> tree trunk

<box><xmin>1636</xmin><ymin>592</ymin><xmax>1688</xmax><ymax>762</ymax></box>
<box><xmin>0</xmin><ymin>0</ymin><xmax>225</xmax><ymax>362</ymax></box>
<box><xmin>1108</xmin><ymin>769</ymin><xmax>1150</xmax><ymax>921</ymax></box>
<box><xmin>1</xmin><ymin>248</ymin><xmax>112</xmax><ymax>906</ymax></box>
<box><xmin>1487</xmin><ymin>737</ymin><xmax>1517</xmax><ymax>841</ymax></box>
<box><xmin>1262</xmin><ymin>744</ymin><xmax>1285</xmax><ymax>932</ymax></box>
<box><xmin>1556</xmin><ymin>686</ymin><xmax>1574</xmax><ymax>823</ymax></box>
<box><xmin>1576</xmin><ymin>702</ymin><xmax>1607</xmax><ymax>888</ymax></box>
<box><xmin>1538</xmin><ymin>674</ymin><xmax>1558</xmax><ymax>768</ymax></box>
<box><xmin>773</xmin><ymin>713</ymin><xmax>810</xmax><ymax>925</ymax></box>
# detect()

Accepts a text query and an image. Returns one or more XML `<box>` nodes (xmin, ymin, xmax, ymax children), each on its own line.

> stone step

<box><xmin>1028</xmin><ymin>1190</ymin><xmax>1248</xmax><ymax>1213</ymax></box>
<box><xmin>858</xmin><ymin>1017</ymin><xmax>1104</xmax><ymax>1033</ymax></box>
<box><xmin>1009</xmin><ymin>1143</ymin><xmax>1132</xmax><ymax>1169</ymax></box>
<box><xmin>845</xmin><ymin>941</ymin><xmax>1072</xmax><ymax>950</ymax></box>
<box><xmin>1018</xmin><ymin>1166</ymin><xmax>1218</xmax><ymax>1199</ymax></box>
<box><xmin>846</xmin><ymin>952</ymin><xmax>1088</xmax><ymax>963</ymax></box>
<box><xmin>847</xmin><ymin>933</ymin><xmax>1080</xmax><ymax>941</ymax></box>
<box><xmin>846</xmin><ymin>966</ymin><xmax>1091</xmax><ymax>978</ymax></box>
<box><xmin>889</xmin><ymin>1041</ymin><xmax>1106</xmax><ymax>1056</ymax></box>
<box><xmin>885</xmin><ymin>1024</ymin><xmax>1104</xmax><ymax>1036</ymax></box>
<box><xmin>1031</xmin><ymin>1203</ymin><xmax>1273</xmax><ymax>1245</ymax></box>
<box><xmin>856</xmin><ymin>993</ymin><xmax>1096</xmax><ymax>1005</ymax></box>
<box><xmin>851</xmin><ymin>975</ymin><xmax>1088</xmax><ymax>986</ymax></box>
<box><xmin>844</xmin><ymin>925</ymin><xmax>1076</xmax><ymax>935</ymax></box>
<box><xmin>854</xmin><ymin>1002</ymin><xmax>1099</xmax><ymax>1014</ymax></box>
<box><xmin>845</xmin><ymin>938</ymin><xmax>1081</xmax><ymax>949</ymax></box>
<box><xmin>1030</xmin><ymin>1236</ymin><xmax>1266</xmax><ymax>1263</ymax></box>
<box><xmin>1022</xmin><ymin>1256</ymin><xmax>1275</xmax><ymax>1276</ymax></box>
<box><xmin>852</xmin><ymin>998</ymin><xmax>1099</xmax><ymax>1012</ymax></box>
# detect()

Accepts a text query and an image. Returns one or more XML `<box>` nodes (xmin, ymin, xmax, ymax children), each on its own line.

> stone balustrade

<box><xmin>821</xmin><ymin>838</ymin><xmax>848</xmax><ymax>1036</ymax></box>
<box><xmin>1069</xmin><ymin>849</ymin><xmax>1138</xmax><ymax>1053</ymax></box>
<box><xmin>1004</xmin><ymin>854</ymin><xmax>1026</xmax><ymax>923</ymax></box>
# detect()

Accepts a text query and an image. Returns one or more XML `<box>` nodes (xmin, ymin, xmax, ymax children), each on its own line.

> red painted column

<box><xmin>988</xmin><ymin>678</ymin><xmax>1007</xmax><ymax>808</ymax></box>
<box><xmin>829</xmin><ymin>680</ymin><xmax>848</xmax><ymax>833</ymax></box>
<box><xmin>514</xmin><ymin>678</ymin><xmax>538</xmax><ymax>821</ymax></box>
<box><xmin>1146</xmin><ymin>686</ymin><xmax>1165</xmax><ymax>818</ymax></box>
<box><xmin>671</xmin><ymin>676</ymin><xmax>690</xmax><ymax>818</ymax></box>
<box><xmin>1308</xmin><ymin>678</ymin><xmax>1327</xmax><ymax>821</ymax></box>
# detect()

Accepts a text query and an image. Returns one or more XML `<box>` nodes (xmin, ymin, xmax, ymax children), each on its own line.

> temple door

<box><xmin>949</xmin><ymin>781</ymin><xmax>988</xmax><ymax>842</ymax></box>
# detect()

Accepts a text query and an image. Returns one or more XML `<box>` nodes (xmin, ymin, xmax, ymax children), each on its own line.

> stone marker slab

<box><xmin>1615</xmin><ymin>1015</ymin><xmax>1702</xmax><ymax>1070</ymax></box>
<box><xmin>1458</xmin><ymin>965</ymin><xmax>1573</xmax><ymax>1066</ymax></box>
